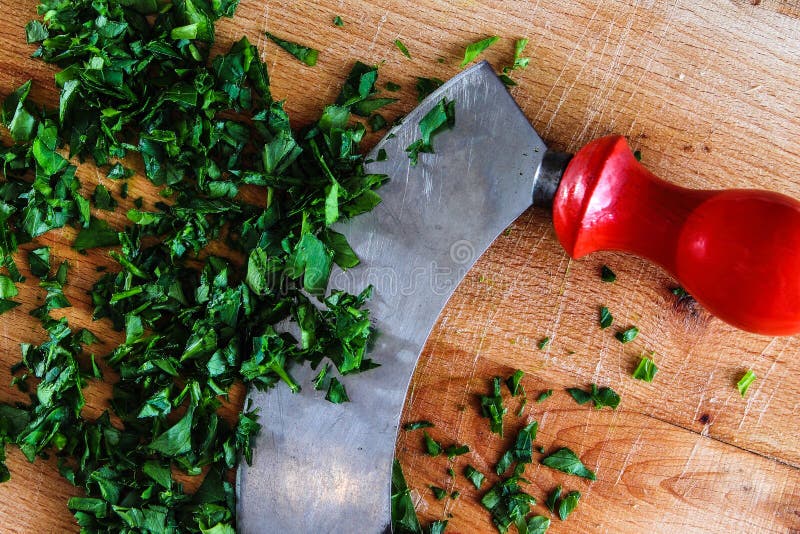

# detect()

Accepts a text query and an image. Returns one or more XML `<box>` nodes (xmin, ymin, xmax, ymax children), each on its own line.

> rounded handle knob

<box><xmin>553</xmin><ymin>135</ymin><xmax>800</xmax><ymax>335</ymax></box>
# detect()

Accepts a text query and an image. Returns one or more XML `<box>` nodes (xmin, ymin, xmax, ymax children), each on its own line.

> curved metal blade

<box><xmin>236</xmin><ymin>61</ymin><xmax>546</xmax><ymax>533</ymax></box>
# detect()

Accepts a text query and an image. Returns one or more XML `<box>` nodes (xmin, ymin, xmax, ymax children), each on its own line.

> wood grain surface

<box><xmin>1</xmin><ymin>0</ymin><xmax>800</xmax><ymax>532</ymax></box>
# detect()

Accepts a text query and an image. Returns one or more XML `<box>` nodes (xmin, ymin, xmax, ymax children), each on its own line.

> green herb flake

<box><xmin>481</xmin><ymin>472</ymin><xmax>536</xmax><ymax>533</ymax></box>
<box><xmin>464</xmin><ymin>465</ymin><xmax>485</xmax><ymax>489</ymax></box>
<box><xmin>500</xmin><ymin>38</ymin><xmax>530</xmax><ymax>86</ymax></box>
<box><xmin>405</xmin><ymin>98</ymin><xmax>456</xmax><ymax>166</ymax></box>
<box><xmin>461</xmin><ymin>36</ymin><xmax>500</xmax><ymax>67</ymax></box>
<box><xmin>403</xmin><ymin>420</ymin><xmax>434</xmax><ymax>431</ymax></box>
<box><xmin>737</xmin><ymin>369</ymin><xmax>757</xmax><ymax>397</ymax></box>
<box><xmin>92</xmin><ymin>184</ymin><xmax>117</xmax><ymax>211</ymax></box>
<box><xmin>632</xmin><ymin>355</ymin><xmax>658</xmax><ymax>382</ymax></box>
<box><xmin>394</xmin><ymin>39</ymin><xmax>411</xmax><ymax>58</ymax></box>
<box><xmin>535</xmin><ymin>389</ymin><xmax>553</xmax><ymax>403</ymax></box>
<box><xmin>479</xmin><ymin>377</ymin><xmax>507</xmax><ymax>436</ymax></box>
<box><xmin>525</xmin><ymin>515</ymin><xmax>551</xmax><ymax>534</ymax></box>
<box><xmin>496</xmin><ymin>421</ymin><xmax>537</xmax><ymax>475</ymax></box>
<box><xmin>538</xmin><ymin>337</ymin><xmax>550</xmax><ymax>350</ymax></box>
<box><xmin>430</xmin><ymin>485</ymin><xmax>447</xmax><ymax>500</ymax></box>
<box><xmin>266</xmin><ymin>32</ymin><xmax>319</xmax><ymax>66</ymax></box>
<box><xmin>599</xmin><ymin>306</ymin><xmax>613</xmax><ymax>329</ymax></box>
<box><xmin>444</xmin><ymin>443</ymin><xmax>470</xmax><ymax>459</ymax></box>
<box><xmin>392</xmin><ymin>460</ymin><xmax>423</xmax><ymax>534</ymax></box>
<box><xmin>615</xmin><ymin>326</ymin><xmax>639</xmax><ymax>344</ymax></box>
<box><xmin>558</xmin><ymin>490</ymin><xmax>581</xmax><ymax>520</ymax></box>
<box><xmin>325</xmin><ymin>377</ymin><xmax>350</xmax><ymax>404</ymax></box>
<box><xmin>601</xmin><ymin>265</ymin><xmax>617</xmax><ymax>282</ymax></box>
<box><xmin>385</xmin><ymin>81</ymin><xmax>401</xmax><ymax>92</ymax></box>
<box><xmin>567</xmin><ymin>383</ymin><xmax>620</xmax><ymax>410</ymax></box>
<box><xmin>429</xmin><ymin>520</ymin><xmax>448</xmax><ymax>534</ymax></box>
<box><xmin>333</xmin><ymin>16</ymin><xmax>344</xmax><ymax>27</ymax></box>
<box><xmin>423</xmin><ymin>431</ymin><xmax>442</xmax><ymax>457</ymax></box>
<box><xmin>506</xmin><ymin>369</ymin><xmax>524</xmax><ymax>396</ymax></box>
<box><xmin>415</xmin><ymin>77</ymin><xmax>444</xmax><ymax>102</ymax></box>
<box><xmin>545</xmin><ymin>485</ymin><xmax>562</xmax><ymax>513</ymax></box>
<box><xmin>541</xmin><ymin>447</ymin><xmax>596</xmax><ymax>480</ymax></box>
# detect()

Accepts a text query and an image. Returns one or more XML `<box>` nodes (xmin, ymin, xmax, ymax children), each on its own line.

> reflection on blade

<box><xmin>237</xmin><ymin>61</ymin><xmax>546</xmax><ymax>534</ymax></box>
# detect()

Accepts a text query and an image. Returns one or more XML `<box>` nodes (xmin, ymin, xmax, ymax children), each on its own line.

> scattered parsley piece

<box><xmin>423</xmin><ymin>431</ymin><xmax>442</xmax><ymax>457</ymax></box>
<box><xmin>545</xmin><ymin>485</ymin><xmax>562</xmax><ymax>513</ymax></box>
<box><xmin>266</xmin><ymin>32</ymin><xmax>319</xmax><ymax>66</ymax></box>
<box><xmin>632</xmin><ymin>355</ymin><xmax>658</xmax><ymax>382</ymax></box>
<box><xmin>450</xmin><ymin>490</ymin><xmax>460</xmax><ymax>499</ymax></box>
<box><xmin>615</xmin><ymin>326</ymin><xmax>639</xmax><ymax>344</ymax></box>
<box><xmin>599</xmin><ymin>306</ymin><xmax>613</xmax><ymax>329</ymax></box>
<box><xmin>558</xmin><ymin>490</ymin><xmax>581</xmax><ymax>520</ymax></box>
<box><xmin>737</xmin><ymin>369</ymin><xmax>757</xmax><ymax>397</ymax></box>
<box><xmin>394</xmin><ymin>39</ymin><xmax>411</xmax><ymax>58</ymax></box>
<box><xmin>524</xmin><ymin>515</ymin><xmax>551</xmax><ymax>534</ymax></box>
<box><xmin>92</xmin><ymin>184</ymin><xmax>117</xmax><ymax>211</ymax></box>
<box><xmin>538</xmin><ymin>337</ymin><xmax>551</xmax><ymax>350</ymax></box>
<box><xmin>313</xmin><ymin>364</ymin><xmax>330</xmax><ymax>390</ymax></box>
<box><xmin>535</xmin><ymin>389</ymin><xmax>553</xmax><ymax>403</ymax></box>
<box><xmin>403</xmin><ymin>420</ymin><xmax>434</xmax><ymax>431</ymax></box>
<box><xmin>601</xmin><ymin>265</ymin><xmax>617</xmax><ymax>282</ymax></box>
<box><xmin>671</xmin><ymin>286</ymin><xmax>690</xmax><ymax>298</ymax></box>
<box><xmin>541</xmin><ymin>447</ymin><xmax>596</xmax><ymax>480</ymax></box>
<box><xmin>369</xmin><ymin>113</ymin><xmax>388</xmax><ymax>132</ymax></box>
<box><xmin>430</xmin><ymin>485</ymin><xmax>447</xmax><ymax>500</ymax></box>
<box><xmin>481</xmin><ymin>473</ymin><xmax>536</xmax><ymax>533</ymax></box>
<box><xmin>461</xmin><ymin>36</ymin><xmax>500</xmax><ymax>67</ymax></box>
<box><xmin>28</xmin><ymin>247</ymin><xmax>50</xmax><ymax>278</ymax></box>
<box><xmin>517</xmin><ymin>395</ymin><xmax>528</xmax><ymax>417</ymax></box>
<box><xmin>480</xmin><ymin>377</ymin><xmax>507</xmax><ymax>436</ymax></box>
<box><xmin>567</xmin><ymin>384</ymin><xmax>620</xmax><ymax>410</ymax></box>
<box><xmin>392</xmin><ymin>460</ymin><xmax>423</xmax><ymax>534</ymax></box>
<box><xmin>499</xmin><ymin>38</ymin><xmax>530</xmax><ymax>86</ymax></box>
<box><xmin>633</xmin><ymin>150</ymin><xmax>642</xmax><ymax>161</ymax></box>
<box><xmin>405</xmin><ymin>98</ymin><xmax>456</xmax><ymax>166</ymax></box>
<box><xmin>444</xmin><ymin>444</ymin><xmax>470</xmax><ymax>459</ymax></box>
<box><xmin>464</xmin><ymin>465</ymin><xmax>485</xmax><ymax>489</ymax></box>
<box><xmin>429</xmin><ymin>520</ymin><xmax>448</xmax><ymax>534</ymax></box>
<box><xmin>506</xmin><ymin>369</ymin><xmax>524</xmax><ymax>396</ymax></box>
<box><xmin>496</xmin><ymin>421</ymin><xmax>537</xmax><ymax>475</ymax></box>
<box><xmin>385</xmin><ymin>81</ymin><xmax>401</xmax><ymax>92</ymax></box>
<box><xmin>326</xmin><ymin>377</ymin><xmax>350</xmax><ymax>404</ymax></box>
<box><xmin>333</xmin><ymin>15</ymin><xmax>344</xmax><ymax>26</ymax></box>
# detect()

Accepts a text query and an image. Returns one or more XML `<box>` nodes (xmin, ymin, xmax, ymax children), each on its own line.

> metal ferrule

<box><xmin>533</xmin><ymin>150</ymin><xmax>573</xmax><ymax>208</ymax></box>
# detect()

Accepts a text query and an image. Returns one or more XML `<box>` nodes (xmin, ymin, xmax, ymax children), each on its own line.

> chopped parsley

<box><xmin>403</xmin><ymin>420</ymin><xmax>435</xmax><ymax>431</ymax></box>
<box><xmin>430</xmin><ymin>485</ymin><xmax>447</xmax><ymax>500</ymax></box>
<box><xmin>525</xmin><ymin>516</ymin><xmax>551</xmax><ymax>533</ymax></box>
<box><xmin>415</xmin><ymin>77</ymin><xmax>445</xmax><ymax>101</ymax></box>
<box><xmin>481</xmin><ymin>471</ymin><xmax>536</xmax><ymax>533</ymax></box>
<box><xmin>541</xmin><ymin>447</ymin><xmax>596</xmax><ymax>480</ymax></box>
<box><xmin>423</xmin><ymin>431</ymin><xmax>442</xmax><ymax>457</ymax></box>
<box><xmin>615</xmin><ymin>326</ymin><xmax>639</xmax><ymax>344</ymax></box>
<box><xmin>506</xmin><ymin>369</ymin><xmax>524</xmax><ymax>395</ymax></box>
<box><xmin>333</xmin><ymin>15</ymin><xmax>344</xmax><ymax>26</ymax></box>
<box><xmin>480</xmin><ymin>377</ymin><xmax>507</xmax><ymax>436</ymax></box>
<box><xmin>461</xmin><ymin>36</ymin><xmax>500</xmax><ymax>67</ymax></box>
<box><xmin>464</xmin><ymin>465</ymin><xmax>485</xmax><ymax>489</ymax></box>
<box><xmin>535</xmin><ymin>389</ymin><xmax>553</xmax><ymax>403</ymax></box>
<box><xmin>392</xmin><ymin>460</ymin><xmax>423</xmax><ymax>534</ymax></box>
<box><xmin>545</xmin><ymin>485</ymin><xmax>562</xmax><ymax>513</ymax></box>
<box><xmin>599</xmin><ymin>306</ymin><xmax>613</xmax><ymax>329</ymax></box>
<box><xmin>444</xmin><ymin>443</ymin><xmax>470</xmax><ymax>459</ymax></box>
<box><xmin>558</xmin><ymin>490</ymin><xmax>581</xmax><ymax>520</ymax></box>
<box><xmin>737</xmin><ymin>369</ymin><xmax>757</xmax><ymax>397</ymax></box>
<box><xmin>538</xmin><ymin>337</ymin><xmax>551</xmax><ymax>350</ymax></box>
<box><xmin>601</xmin><ymin>265</ymin><xmax>617</xmax><ymax>282</ymax></box>
<box><xmin>385</xmin><ymin>81</ymin><xmax>402</xmax><ymax>92</ymax></box>
<box><xmin>266</xmin><ymin>32</ymin><xmax>319</xmax><ymax>66</ymax></box>
<box><xmin>405</xmin><ymin>98</ymin><xmax>456</xmax><ymax>165</ymax></box>
<box><xmin>496</xmin><ymin>421</ymin><xmax>537</xmax><ymax>475</ymax></box>
<box><xmin>499</xmin><ymin>38</ymin><xmax>530</xmax><ymax>86</ymax></box>
<box><xmin>632</xmin><ymin>355</ymin><xmax>658</xmax><ymax>382</ymax></box>
<box><xmin>567</xmin><ymin>384</ymin><xmax>620</xmax><ymax>410</ymax></box>
<box><xmin>394</xmin><ymin>39</ymin><xmax>412</xmax><ymax>58</ymax></box>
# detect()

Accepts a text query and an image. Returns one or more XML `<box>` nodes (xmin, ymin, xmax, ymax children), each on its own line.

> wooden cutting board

<box><xmin>1</xmin><ymin>0</ymin><xmax>800</xmax><ymax>532</ymax></box>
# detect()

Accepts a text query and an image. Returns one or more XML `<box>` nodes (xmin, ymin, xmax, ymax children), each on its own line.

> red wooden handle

<box><xmin>552</xmin><ymin>135</ymin><xmax>800</xmax><ymax>335</ymax></box>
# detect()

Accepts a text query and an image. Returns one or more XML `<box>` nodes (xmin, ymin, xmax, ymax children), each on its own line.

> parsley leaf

<box><xmin>403</xmin><ymin>420</ymin><xmax>434</xmax><ymax>431</ymax></box>
<box><xmin>415</xmin><ymin>77</ymin><xmax>444</xmax><ymax>101</ymax></box>
<box><xmin>523</xmin><ymin>516</ymin><xmax>551</xmax><ymax>534</ymax></box>
<box><xmin>325</xmin><ymin>377</ymin><xmax>350</xmax><ymax>404</ymax></box>
<box><xmin>333</xmin><ymin>16</ymin><xmax>344</xmax><ymax>26</ymax></box>
<box><xmin>481</xmin><ymin>472</ymin><xmax>536</xmax><ymax>533</ymax></box>
<box><xmin>632</xmin><ymin>355</ymin><xmax>658</xmax><ymax>382</ymax></box>
<box><xmin>265</xmin><ymin>32</ymin><xmax>319</xmax><ymax>66</ymax></box>
<box><xmin>506</xmin><ymin>369</ymin><xmax>524</xmax><ymax>396</ymax></box>
<box><xmin>737</xmin><ymin>369</ymin><xmax>757</xmax><ymax>397</ymax></box>
<box><xmin>615</xmin><ymin>326</ymin><xmax>639</xmax><ymax>344</ymax></box>
<box><xmin>480</xmin><ymin>377</ymin><xmax>507</xmax><ymax>436</ymax></box>
<box><xmin>541</xmin><ymin>447</ymin><xmax>596</xmax><ymax>480</ymax></box>
<box><xmin>545</xmin><ymin>485</ymin><xmax>562</xmax><ymax>513</ymax></box>
<box><xmin>392</xmin><ymin>460</ymin><xmax>423</xmax><ymax>534</ymax></box>
<box><xmin>461</xmin><ymin>36</ymin><xmax>500</xmax><ymax>67</ymax></box>
<box><xmin>405</xmin><ymin>98</ymin><xmax>456</xmax><ymax>165</ymax></box>
<box><xmin>535</xmin><ymin>389</ymin><xmax>553</xmax><ymax>403</ymax></box>
<box><xmin>600</xmin><ymin>265</ymin><xmax>617</xmax><ymax>282</ymax></box>
<box><xmin>537</xmin><ymin>337</ymin><xmax>550</xmax><ymax>350</ymax></box>
<box><xmin>558</xmin><ymin>490</ymin><xmax>581</xmax><ymax>520</ymax></box>
<box><xmin>423</xmin><ymin>431</ymin><xmax>442</xmax><ymax>457</ymax></box>
<box><xmin>567</xmin><ymin>384</ymin><xmax>620</xmax><ymax>410</ymax></box>
<box><xmin>430</xmin><ymin>485</ymin><xmax>447</xmax><ymax>500</ymax></box>
<box><xmin>444</xmin><ymin>443</ymin><xmax>470</xmax><ymax>459</ymax></box>
<box><xmin>496</xmin><ymin>421</ymin><xmax>537</xmax><ymax>475</ymax></box>
<box><xmin>28</xmin><ymin>247</ymin><xmax>50</xmax><ymax>278</ymax></box>
<box><xmin>599</xmin><ymin>306</ymin><xmax>613</xmax><ymax>329</ymax></box>
<box><xmin>394</xmin><ymin>39</ymin><xmax>411</xmax><ymax>58</ymax></box>
<box><xmin>464</xmin><ymin>464</ymin><xmax>485</xmax><ymax>489</ymax></box>
<box><xmin>499</xmin><ymin>38</ymin><xmax>530</xmax><ymax>86</ymax></box>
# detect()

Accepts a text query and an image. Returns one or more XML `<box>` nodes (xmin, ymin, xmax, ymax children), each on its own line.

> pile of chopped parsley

<box><xmin>0</xmin><ymin>1</ymin><xmax>391</xmax><ymax>531</ymax></box>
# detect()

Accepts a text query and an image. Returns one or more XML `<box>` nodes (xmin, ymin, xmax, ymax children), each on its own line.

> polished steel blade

<box><xmin>237</xmin><ymin>61</ymin><xmax>546</xmax><ymax>533</ymax></box>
